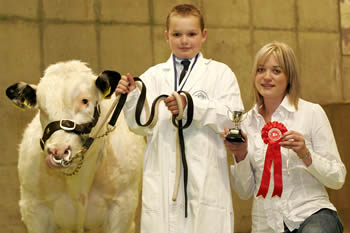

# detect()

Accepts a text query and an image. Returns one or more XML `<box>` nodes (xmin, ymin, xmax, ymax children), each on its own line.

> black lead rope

<box><xmin>108</xmin><ymin>93</ymin><xmax>127</xmax><ymax>127</ymax></box>
<box><xmin>134</xmin><ymin>77</ymin><xmax>193</xmax><ymax>217</ymax></box>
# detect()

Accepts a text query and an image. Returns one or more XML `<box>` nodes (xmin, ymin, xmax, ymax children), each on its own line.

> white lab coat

<box><xmin>123</xmin><ymin>53</ymin><xmax>243</xmax><ymax>233</ymax></box>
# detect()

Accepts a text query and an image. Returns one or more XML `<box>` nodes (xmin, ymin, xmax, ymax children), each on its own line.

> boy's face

<box><xmin>165</xmin><ymin>15</ymin><xmax>207</xmax><ymax>59</ymax></box>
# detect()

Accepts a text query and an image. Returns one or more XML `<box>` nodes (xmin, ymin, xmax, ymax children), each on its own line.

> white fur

<box><xmin>17</xmin><ymin>60</ymin><xmax>145</xmax><ymax>233</ymax></box>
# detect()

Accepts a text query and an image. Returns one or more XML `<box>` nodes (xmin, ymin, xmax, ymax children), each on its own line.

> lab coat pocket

<box><xmin>142</xmin><ymin>172</ymin><xmax>161</xmax><ymax>211</ymax></box>
<box><xmin>196</xmin><ymin>203</ymin><xmax>226</xmax><ymax>233</ymax></box>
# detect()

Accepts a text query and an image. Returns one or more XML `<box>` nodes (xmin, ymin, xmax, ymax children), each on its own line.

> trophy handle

<box><xmin>240</xmin><ymin>111</ymin><xmax>248</xmax><ymax>122</ymax></box>
<box><xmin>225</xmin><ymin>106</ymin><xmax>234</xmax><ymax>121</ymax></box>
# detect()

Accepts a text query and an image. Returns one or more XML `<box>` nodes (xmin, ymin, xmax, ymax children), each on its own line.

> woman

<box><xmin>223</xmin><ymin>41</ymin><xmax>346</xmax><ymax>233</ymax></box>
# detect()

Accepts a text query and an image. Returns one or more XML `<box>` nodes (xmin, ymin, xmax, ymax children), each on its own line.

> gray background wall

<box><xmin>1</xmin><ymin>0</ymin><xmax>349</xmax><ymax>232</ymax></box>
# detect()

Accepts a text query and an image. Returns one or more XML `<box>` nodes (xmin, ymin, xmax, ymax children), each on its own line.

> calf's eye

<box><xmin>82</xmin><ymin>99</ymin><xmax>89</xmax><ymax>105</ymax></box>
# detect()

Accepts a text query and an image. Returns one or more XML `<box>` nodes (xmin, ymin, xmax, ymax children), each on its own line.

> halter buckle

<box><xmin>60</xmin><ymin>119</ymin><xmax>76</xmax><ymax>131</ymax></box>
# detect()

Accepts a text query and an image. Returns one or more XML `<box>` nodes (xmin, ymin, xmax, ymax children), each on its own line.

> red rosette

<box><xmin>261</xmin><ymin>121</ymin><xmax>287</xmax><ymax>144</ymax></box>
<box><xmin>256</xmin><ymin>121</ymin><xmax>287</xmax><ymax>198</ymax></box>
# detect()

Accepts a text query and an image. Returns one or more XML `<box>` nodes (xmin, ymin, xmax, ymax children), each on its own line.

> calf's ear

<box><xmin>95</xmin><ymin>70</ymin><xmax>121</xmax><ymax>98</ymax></box>
<box><xmin>6</xmin><ymin>82</ymin><xmax>37</xmax><ymax>109</ymax></box>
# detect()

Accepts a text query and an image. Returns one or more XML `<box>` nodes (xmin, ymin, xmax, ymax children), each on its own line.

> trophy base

<box><xmin>225</xmin><ymin>129</ymin><xmax>245</xmax><ymax>143</ymax></box>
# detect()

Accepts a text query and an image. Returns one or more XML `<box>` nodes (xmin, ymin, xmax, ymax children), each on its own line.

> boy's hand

<box><xmin>164</xmin><ymin>95</ymin><xmax>187</xmax><ymax>115</ymax></box>
<box><xmin>115</xmin><ymin>73</ymin><xmax>136</xmax><ymax>95</ymax></box>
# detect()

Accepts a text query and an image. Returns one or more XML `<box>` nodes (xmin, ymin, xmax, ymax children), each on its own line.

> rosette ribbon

<box><xmin>256</xmin><ymin>121</ymin><xmax>287</xmax><ymax>198</ymax></box>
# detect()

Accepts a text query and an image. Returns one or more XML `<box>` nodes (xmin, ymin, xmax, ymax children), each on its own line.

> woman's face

<box><xmin>255</xmin><ymin>55</ymin><xmax>288</xmax><ymax>103</ymax></box>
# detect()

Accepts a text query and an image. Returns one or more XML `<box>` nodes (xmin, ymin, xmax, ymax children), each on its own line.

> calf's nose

<box><xmin>47</xmin><ymin>146</ymin><xmax>72</xmax><ymax>160</ymax></box>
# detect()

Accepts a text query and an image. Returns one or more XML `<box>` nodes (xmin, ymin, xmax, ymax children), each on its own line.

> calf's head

<box><xmin>6</xmin><ymin>60</ymin><xmax>120</xmax><ymax>168</ymax></box>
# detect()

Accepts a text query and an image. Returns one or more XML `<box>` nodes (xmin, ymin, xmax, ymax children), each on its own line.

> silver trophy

<box><xmin>226</xmin><ymin>110</ymin><xmax>245</xmax><ymax>143</ymax></box>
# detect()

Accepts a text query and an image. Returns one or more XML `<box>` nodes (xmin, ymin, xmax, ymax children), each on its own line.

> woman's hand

<box><xmin>220</xmin><ymin>128</ymin><xmax>248</xmax><ymax>163</ymax></box>
<box><xmin>280</xmin><ymin>130</ymin><xmax>312</xmax><ymax>165</ymax></box>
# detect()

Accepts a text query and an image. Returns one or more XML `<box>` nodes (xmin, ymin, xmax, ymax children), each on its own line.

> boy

<box><xmin>116</xmin><ymin>4</ymin><xmax>243</xmax><ymax>233</ymax></box>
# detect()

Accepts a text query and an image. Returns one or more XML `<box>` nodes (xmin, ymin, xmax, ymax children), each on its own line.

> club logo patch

<box><xmin>192</xmin><ymin>90</ymin><xmax>208</xmax><ymax>100</ymax></box>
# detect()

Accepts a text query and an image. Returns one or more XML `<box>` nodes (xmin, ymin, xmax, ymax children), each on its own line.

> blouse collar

<box><xmin>252</xmin><ymin>95</ymin><xmax>297</xmax><ymax>116</ymax></box>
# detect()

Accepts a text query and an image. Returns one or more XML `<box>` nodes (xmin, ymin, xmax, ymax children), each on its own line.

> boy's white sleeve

<box><xmin>191</xmin><ymin>65</ymin><xmax>244</xmax><ymax>133</ymax></box>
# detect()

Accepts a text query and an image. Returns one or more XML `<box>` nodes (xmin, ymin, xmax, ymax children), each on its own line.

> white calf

<box><xmin>6</xmin><ymin>60</ymin><xmax>145</xmax><ymax>233</ymax></box>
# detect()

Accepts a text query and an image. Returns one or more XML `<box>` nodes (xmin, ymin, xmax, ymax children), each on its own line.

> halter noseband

<box><xmin>40</xmin><ymin>104</ymin><xmax>100</xmax><ymax>150</ymax></box>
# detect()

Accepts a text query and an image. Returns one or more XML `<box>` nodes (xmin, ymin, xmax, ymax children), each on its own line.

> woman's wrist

<box><xmin>234</xmin><ymin>151</ymin><xmax>248</xmax><ymax>163</ymax></box>
<box><xmin>299</xmin><ymin>150</ymin><xmax>311</xmax><ymax>160</ymax></box>
<box><xmin>299</xmin><ymin>149</ymin><xmax>312</xmax><ymax>166</ymax></box>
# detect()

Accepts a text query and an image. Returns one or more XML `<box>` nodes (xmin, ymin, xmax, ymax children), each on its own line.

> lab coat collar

<box><xmin>162</xmin><ymin>53</ymin><xmax>211</xmax><ymax>91</ymax></box>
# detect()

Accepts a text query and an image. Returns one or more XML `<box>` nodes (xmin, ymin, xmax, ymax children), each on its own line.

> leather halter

<box><xmin>40</xmin><ymin>105</ymin><xmax>100</xmax><ymax>150</ymax></box>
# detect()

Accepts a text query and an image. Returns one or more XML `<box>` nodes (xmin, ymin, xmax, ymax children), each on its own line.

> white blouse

<box><xmin>230</xmin><ymin>96</ymin><xmax>346</xmax><ymax>233</ymax></box>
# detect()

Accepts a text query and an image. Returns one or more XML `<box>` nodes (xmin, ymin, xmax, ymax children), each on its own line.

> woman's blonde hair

<box><xmin>252</xmin><ymin>41</ymin><xmax>300</xmax><ymax>109</ymax></box>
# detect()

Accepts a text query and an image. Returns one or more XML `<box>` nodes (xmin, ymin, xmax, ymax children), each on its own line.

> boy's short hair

<box><xmin>166</xmin><ymin>4</ymin><xmax>205</xmax><ymax>31</ymax></box>
<box><xmin>252</xmin><ymin>41</ymin><xmax>300</xmax><ymax>109</ymax></box>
